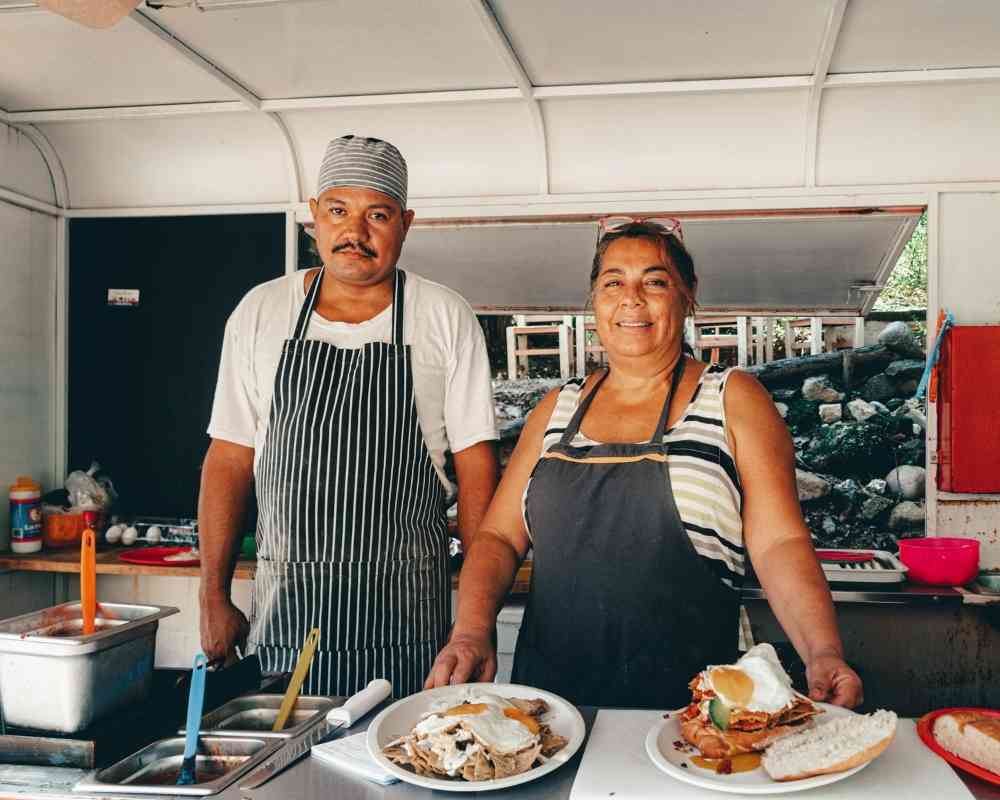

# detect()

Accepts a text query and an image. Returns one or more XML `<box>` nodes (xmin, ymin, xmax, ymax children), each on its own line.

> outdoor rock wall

<box><xmin>751</xmin><ymin>321</ymin><xmax>928</xmax><ymax>551</ymax></box>
<box><xmin>490</xmin><ymin>322</ymin><xmax>928</xmax><ymax>551</ymax></box>
<box><xmin>493</xmin><ymin>378</ymin><xmax>562</xmax><ymax>467</ymax></box>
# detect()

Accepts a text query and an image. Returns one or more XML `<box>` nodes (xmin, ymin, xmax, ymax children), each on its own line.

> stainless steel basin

<box><xmin>0</xmin><ymin>602</ymin><xmax>178</xmax><ymax>732</ymax></box>
<box><xmin>74</xmin><ymin>735</ymin><xmax>280</xmax><ymax>796</ymax></box>
<box><xmin>186</xmin><ymin>694</ymin><xmax>336</xmax><ymax>738</ymax></box>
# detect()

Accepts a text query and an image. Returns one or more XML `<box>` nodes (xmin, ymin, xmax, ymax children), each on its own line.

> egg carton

<box><xmin>820</xmin><ymin>549</ymin><xmax>908</xmax><ymax>583</ymax></box>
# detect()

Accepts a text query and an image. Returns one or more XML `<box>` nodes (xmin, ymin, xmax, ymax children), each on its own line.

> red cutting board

<box><xmin>118</xmin><ymin>546</ymin><xmax>200</xmax><ymax>566</ymax></box>
<box><xmin>917</xmin><ymin>707</ymin><xmax>1000</xmax><ymax>786</ymax></box>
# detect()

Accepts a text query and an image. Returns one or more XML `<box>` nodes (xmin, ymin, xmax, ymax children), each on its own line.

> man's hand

<box><xmin>200</xmin><ymin>592</ymin><xmax>249</xmax><ymax>664</ymax></box>
<box><xmin>424</xmin><ymin>632</ymin><xmax>496</xmax><ymax>688</ymax></box>
<box><xmin>807</xmin><ymin>652</ymin><xmax>864</xmax><ymax>708</ymax></box>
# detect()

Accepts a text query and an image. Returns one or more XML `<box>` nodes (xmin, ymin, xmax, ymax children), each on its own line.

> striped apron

<box><xmin>248</xmin><ymin>268</ymin><xmax>449</xmax><ymax>698</ymax></box>
<box><xmin>513</xmin><ymin>358</ymin><xmax>740</xmax><ymax>708</ymax></box>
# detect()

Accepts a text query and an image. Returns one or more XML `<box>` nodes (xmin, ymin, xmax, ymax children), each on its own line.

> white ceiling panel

<box><xmin>283</xmin><ymin>102</ymin><xmax>538</xmax><ymax>201</ymax></box>
<box><xmin>402</xmin><ymin>213</ymin><xmax>918</xmax><ymax>311</ymax></box>
<box><xmin>153</xmin><ymin>1</ymin><xmax>514</xmax><ymax>100</ymax></box>
<box><xmin>682</xmin><ymin>216</ymin><xmax>910</xmax><ymax>308</ymax></box>
<box><xmin>830</xmin><ymin>0</ymin><xmax>1000</xmax><ymax>74</ymax></box>
<box><xmin>489</xmin><ymin>0</ymin><xmax>828</xmax><ymax>85</ymax></box>
<box><xmin>38</xmin><ymin>114</ymin><xmax>289</xmax><ymax>208</ymax></box>
<box><xmin>817</xmin><ymin>82</ymin><xmax>1000</xmax><ymax>186</ymax></box>
<box><xmin>938</xmin><ymin>193</ymin><xmax>1000</xmax><ymax>324</ymax></box>
<box><xmin>545</xmin><ymin>90</ymin><xmax>808</xmax><ymax>194</ymax></box>
<box><xmin>0</xmin><ymin>127</ymin><xmax>55</xmax><ymax>204</ymax></box>
<box><xmin>0</xmin><ymin>11</ymin><xmax>235</xmax><ymax>111</ymax></box>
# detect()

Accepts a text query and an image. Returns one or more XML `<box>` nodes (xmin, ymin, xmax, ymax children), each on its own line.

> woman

<box><xmin>427</xmin><ymin>218</ymin><xmax>863</xmax><ymax>709</ymax></box>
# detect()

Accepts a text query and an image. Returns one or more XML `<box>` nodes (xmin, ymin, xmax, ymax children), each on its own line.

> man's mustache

<box><xmin>332</xmin><ymin>241</ymin><xmax>377</xmax><ymax>258</ymax></box>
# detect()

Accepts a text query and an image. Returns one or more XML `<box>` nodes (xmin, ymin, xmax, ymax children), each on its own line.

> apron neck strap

<box><xmin>293</xmin><ymin>267</ymin><xmax>325</xmax><ymax>340</ymax></box>
<box><xmin>292</xmin><ymin>267</ymin><xmax>408</xmax><ymax>346</ymax></box>
<box><xmin>391</xmin><ymin>269</ymin><xmax>407</xmax><ymax>347</ymax></box>
<box><xmin>651</xmin><ymin>356</ymin><xmax>687</xmax><ymax>442</ymax></box>
<box><xmin>559</xmin><ymin>356</ymin><xmax>686</xmax><ymax>447</ymax></box>
<box><xmin>559</xmin><ymin>370</ymin><xmax>610</xmax><ymax>446</ymax></box>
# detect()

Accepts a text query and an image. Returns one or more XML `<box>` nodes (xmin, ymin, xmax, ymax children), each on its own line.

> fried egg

<box><xmin>705</xmin><ymin>643</ymin><xmax>795</xmax><ymax>713</ymax></box>
<box><xmin>415</xmin><ymin>697</ymin><xmax>538</xmax><ymax>755</ymax></box>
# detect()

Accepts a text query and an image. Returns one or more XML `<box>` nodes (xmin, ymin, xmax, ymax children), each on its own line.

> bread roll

<box><xmin>933</xmin><ymin>712</ymin><xmax>1000</xmax><ymax>774</ymax></box>
<box><xmin>762</xmin><ymin>710</ymin><xmax>897</xmax><ymax>781</ymax></box>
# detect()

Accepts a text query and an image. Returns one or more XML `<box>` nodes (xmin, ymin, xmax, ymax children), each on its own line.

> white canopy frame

<box><xmin>1</xmin><ymin>0</ymin><xmax>999</xmax><ymax>218</ymax></box>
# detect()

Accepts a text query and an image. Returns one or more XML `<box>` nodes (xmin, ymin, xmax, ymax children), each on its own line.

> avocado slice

<box><xmin>708</xmin><ymin>697</ymin><xmax>731</xmax><ymax>731</ymax></box>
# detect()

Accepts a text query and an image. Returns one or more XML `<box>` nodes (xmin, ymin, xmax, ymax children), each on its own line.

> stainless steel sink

<box><xmin>73</xmin><ymin>735</ymin><xmax>280</xmax><ymax>796</ymax></box>
<box><xmin>187</xmin><ymin>694</ymin><xmax>336</xmax><ymax>738</ymax></box>
<box><xmin>0</xmin><ymin>602</ymin><xmax>178</xmax><ymax>732</ymax></box>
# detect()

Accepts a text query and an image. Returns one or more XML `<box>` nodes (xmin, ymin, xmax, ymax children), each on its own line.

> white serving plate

<box><xmin>366</xmin><ymin>682</ymin><xmax>585</xmax><ymax>792</ymax></box>
<box><xmin>645</xmin><ymin>702</ymin><xmax>871</xmax><ymax>795</ymax></box>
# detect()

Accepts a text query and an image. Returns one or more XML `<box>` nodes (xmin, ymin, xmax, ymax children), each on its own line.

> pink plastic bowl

<box><xmin>898</xmin><ymin>537</ymin><xmax>981</xmax><ymax>586</ymax></box>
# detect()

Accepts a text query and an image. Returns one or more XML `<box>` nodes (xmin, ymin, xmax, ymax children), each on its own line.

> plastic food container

<box><xmin>898</xmin><ymin>537</ymin><xmax>980</xmax><ymax>586</ymax></box>
<box><xmin>42</xmin><ymin>511</ymin><xmax>88</xmax><ymax>549</ymax></box>
<box><xmin>9</xmin><ymin>476</ymin><xmax>42</xmax><ymax>553</ymax></box>
<box><xmin>976</xmin><ymin>570</ymin><xmax>1000</xmax><ymax>593</ymax></box>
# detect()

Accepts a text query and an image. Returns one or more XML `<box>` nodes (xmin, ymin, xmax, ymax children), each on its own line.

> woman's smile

<box><xmin>616</xmin><ymin>319</ymin><xmax>654</xmax><ymax>329</ymax></box>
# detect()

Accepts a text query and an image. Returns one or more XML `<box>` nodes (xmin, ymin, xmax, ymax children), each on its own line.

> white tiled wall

<box><xmin>35</xmin><ymin>579</ymin><xmax>519</xmax><ymax>674</ymax></box>
<box><xmin>496</xmin><ymin>603</ymin><xmax>525</xmax><ymax>683</ymax></box>
<box><xmin>0</xmin><ymin>201</ymin><xmax>56</xmax><ymax>543</ymax></box>
<box><xmin>0</xmin><ymin>570</ymin><xmax>56</xmax><ymax>617</ymax></box>
<box><xmin>63</xmin><ymin>574</ymin><xmax>254</xmax><ymax>668</ymax></box>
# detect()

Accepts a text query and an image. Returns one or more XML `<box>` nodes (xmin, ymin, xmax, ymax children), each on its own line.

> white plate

<box><xmin>645</xmin><ymin>702</ymin><xmax>870</xmax><ymax>795</ymax></box>
<box><xmin>366</xmin><ymin>682</ymin><xmax>585</xmax><ymax>792</ymax></box>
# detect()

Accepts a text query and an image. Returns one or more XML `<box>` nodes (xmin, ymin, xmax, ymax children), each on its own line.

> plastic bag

<box><xmin>65</xmin><ymin>461</ymin><xmax>117</xmax><ymax>511</ymax></box>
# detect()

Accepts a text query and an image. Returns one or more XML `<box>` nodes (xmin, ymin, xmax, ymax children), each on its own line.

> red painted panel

<box><xmin>937</xmin><ymin>325</ymin><xmax>1000</xmax><ymax>492</ymax></box>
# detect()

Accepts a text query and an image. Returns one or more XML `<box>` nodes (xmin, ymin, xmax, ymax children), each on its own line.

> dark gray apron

<box><xmin>513</xmin><ymin>359</ymin><xmax>740</xmax><ymax>708</ymax></box>
<box><xmin>249</xmin><ymin>268</ymin><xmax>449</xmax><ymax>698</ymax></box>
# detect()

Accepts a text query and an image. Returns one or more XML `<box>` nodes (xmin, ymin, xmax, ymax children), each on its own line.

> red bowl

<box><xmin>899</xmin><ymin>537</ymin><xmax>980</xmax><ymax>586</ymax></box>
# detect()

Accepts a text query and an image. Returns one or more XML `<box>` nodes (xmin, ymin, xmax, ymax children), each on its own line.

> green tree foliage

<box><xmin>874</xmin><ymin>213</ymin><xmax>927</xmax><ymax>311</ymax></box>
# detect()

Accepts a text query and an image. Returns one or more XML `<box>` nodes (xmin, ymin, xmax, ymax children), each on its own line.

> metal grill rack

<box><xmin>820</xmin><ymin>550</ymin><xmax>908</xmax><ymax>584</ymax></box>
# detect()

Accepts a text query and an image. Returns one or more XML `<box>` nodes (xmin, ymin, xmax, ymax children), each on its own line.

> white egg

<box><xmin>146</xmin><ymin>526</ymin><xmax>162</xmax><ymax>543</ymax></box>
<box><xmin>706</xmin><ymin>643</ymin><xmax>795</xmax><ymax>713</ymax></box>
<box><xmin>105</xmin><ymin>524</ymin><xmax>122</xmax><ymax>544</ymax></box>
<box><xmin>121</xmin><ymin>526</ymin><xmax>139</xmax><ymax>546</ymax></box>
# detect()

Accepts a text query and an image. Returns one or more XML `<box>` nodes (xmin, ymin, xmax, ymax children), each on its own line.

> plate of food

<box><xmin>366</xmin><ymin>683</ymin><xmax>584</xmax><ymax>791</ymax></box>
<box><xmin>917</xmin><ymin>707</ymin><xmax>1000</xmax><ymax>786</ymax></box>
<box><xmin>646</xmin><ymin>643</ymin><xmax>897</xmax><ymax>794</ymax></box>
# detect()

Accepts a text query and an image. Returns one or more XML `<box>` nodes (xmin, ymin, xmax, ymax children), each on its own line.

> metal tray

<box><xmin>185</xmin><ymin>694</ymin><xmax>337</xmax><ymax>738</ymax></box>
<box><xmin>0</xmin><ymin>602</ymin><xmax>178</xmax><ymax>732</ymax></box>
<box><xmin>74</xmin><ymin>735</ymin><xmax>281</xmax><ymax>796</ymax></box>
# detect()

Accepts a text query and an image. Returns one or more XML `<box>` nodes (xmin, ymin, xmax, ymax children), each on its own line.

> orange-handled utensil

<box><xmin>80</xmin><ymin>528</ymin><xmax>97</xmax><ymax>635</ymax></box>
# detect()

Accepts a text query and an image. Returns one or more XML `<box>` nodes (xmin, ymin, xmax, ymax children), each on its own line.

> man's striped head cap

<box><xmin>315</xmin><ymin>135</ymin><xmax>408</xmax><ymax>211</ymax></box>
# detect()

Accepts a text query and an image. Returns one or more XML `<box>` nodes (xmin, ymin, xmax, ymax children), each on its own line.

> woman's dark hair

<box><xmin>590</xmin><ymin>222</ymin><xmax>696</xmax><ymax>302</ymax></box>
<box><xmin>590</xmin><ymin>221</ymin><xmax>698</xmax><ymax>354</ymax></box>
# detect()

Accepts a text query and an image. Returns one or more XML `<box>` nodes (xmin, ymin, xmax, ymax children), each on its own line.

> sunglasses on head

<box><xmin>597</xmin><ymin>215</ymin><xmax>684</xmax><ymax>242</ymax></box>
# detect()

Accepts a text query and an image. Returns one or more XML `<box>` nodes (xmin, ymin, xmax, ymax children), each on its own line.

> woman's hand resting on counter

<box><xmin>807</xmin><ymin>651</ymin><xmax>864</xmax><ymax>708</ymax></box>
<box><xmin>425</xmin><ymin>631</ymin><xmax>497</xmax><ymax>688</ymax></box>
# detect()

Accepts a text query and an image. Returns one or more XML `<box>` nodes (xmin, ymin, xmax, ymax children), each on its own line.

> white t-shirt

<box><xmin>207</xmin><ymin>269</ymin><xmax>497</xmax><ymax>496</ymax></box>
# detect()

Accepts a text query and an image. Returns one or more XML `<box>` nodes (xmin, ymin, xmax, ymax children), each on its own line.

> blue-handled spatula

<box><xmin>177</xmin><ymin>652</ymin><xmax>208</xmax><ymax>785</ymax></box>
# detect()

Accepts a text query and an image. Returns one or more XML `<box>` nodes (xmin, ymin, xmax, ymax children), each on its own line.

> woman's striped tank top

<box><xmin>525</xmin><ymin>363</ymin><xmax>745</xmax><ymax>589</ymax></box>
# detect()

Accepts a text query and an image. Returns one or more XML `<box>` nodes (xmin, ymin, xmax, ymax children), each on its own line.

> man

<box><xmin>199</xmin><ymin>135</ymin><xmax>499</xmax><ymax>697</ymax></box>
